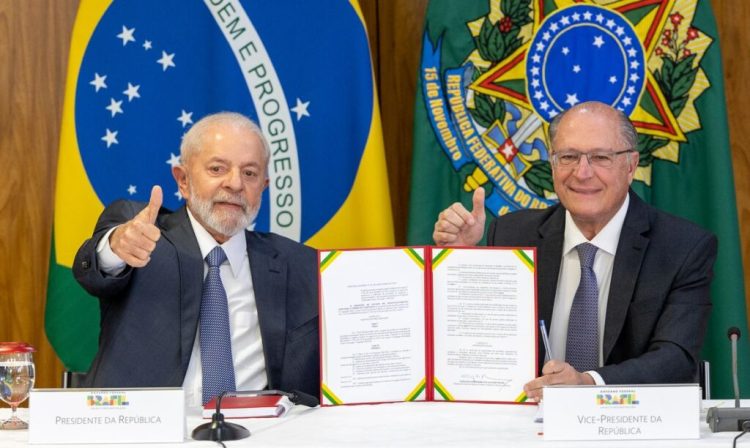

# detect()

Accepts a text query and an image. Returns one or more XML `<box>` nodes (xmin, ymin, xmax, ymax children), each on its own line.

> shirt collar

<box><xmin>186</xmin><ymin>207</ymin><xmax>247</xmax><ymax>277</ymax></box>
<box><xmin>563</xmin><ymin>193</ymin><xmax>630</xmax><ymax>257</ymax></box>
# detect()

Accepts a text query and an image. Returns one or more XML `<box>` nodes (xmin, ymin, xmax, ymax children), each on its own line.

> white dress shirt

<box><xmin>95</xmin><ymin>208</ymin><xmax>268</xmax><ymax>408</ymax></box>
<box><xmin>548</xmin><ymin>194</ymin><xmax>629</xmax><ymax>384</ymax></box>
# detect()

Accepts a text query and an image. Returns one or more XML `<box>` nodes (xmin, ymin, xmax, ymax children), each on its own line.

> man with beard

<box><xmin>73</xmin><ymin>112</ymin><xmax>319</xmax><ymax>407</ymax></box>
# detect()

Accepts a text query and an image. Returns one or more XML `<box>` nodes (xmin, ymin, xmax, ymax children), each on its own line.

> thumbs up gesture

<box><xmin>110</xmin><ymin>186</ymin><xmax>163</xmax><ymax>267</ymax></box>
<box><xmin>432</xmin><ymin>187</ymin><xmax>486</xmax><ymax>247</ymax></box>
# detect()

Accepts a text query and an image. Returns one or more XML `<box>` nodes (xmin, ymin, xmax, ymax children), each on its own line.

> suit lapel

<box><xmin>246</xmin><ymin>233</ymin><xmax>287</xmax><ymax>389</ymax></box>
<box><xmin>602</xmin><ymin>191</ymin><xmax>650</xmax><ymax>361</ymax></box>
<box><xmin>161</xmin><ymin>207</ymin><xmax>204</xmax><ymax>373</ymax></box>
<box><xmin>537</xmin><ymin>206</ymin><xmax>565</xmax><ymax>358</ymax></box>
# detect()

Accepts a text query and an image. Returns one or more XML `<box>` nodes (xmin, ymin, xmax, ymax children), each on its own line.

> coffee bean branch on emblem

<box><xmin>639</xmin><ymin>12</ymin><xmax>701</xmax><ymax>167</ymax></box>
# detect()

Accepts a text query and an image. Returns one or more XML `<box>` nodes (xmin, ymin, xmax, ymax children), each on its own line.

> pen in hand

<box><xmin>539</xmin><ymin>319</ymin><xmax>553</xmax><ymax>363</ymax></box>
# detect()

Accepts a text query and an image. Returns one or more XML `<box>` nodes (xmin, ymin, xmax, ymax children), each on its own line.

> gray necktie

<box><xmin>566</xmin><ymin>243</ymin><xmax>599</xmax><ymax>372</ymax></box>
<box><xmin>200</xmin><ymin>246</ymin><xmax>236</xmax><ymax>404</ymax></box>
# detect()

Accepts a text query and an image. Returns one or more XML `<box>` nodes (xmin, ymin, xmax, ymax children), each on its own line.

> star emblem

<box><xmin>117</xmin><ymin>25</ymin><xmax>135</xmax><ymax>46</ymax></box>
<box><xmin>593</xmin><ymin>35</ymin><xmax>605</xmax><ymax>48</ymax></box>
<box><xmin>157</xmin><ymin>51</ymin><xmax>176</xmax><ymax>71</ymax></box>
<box><xmin>572</xmin><ymin>65</ymin><xmax>581</xmax><ymax>73</ymax></box>
<box><xmin>174</xmin><ymin>190</ymin><xmax>183</xmax><ymax>201</ymax></box>
<box><xmin>565</xmin><ymin>93</ymin><xmax>579</xmax><ymax>107</ymax></box>
<box><xmin>123</xmin><ymin>83</ymin><xmax>141</xmax><ymax>101</ymax></box>
<box><xmin>291</xmin><ymin>98</ymin><xmax>311</xmax><ymax>121</ymax></box>
<box><xmin>90</xmin><ymin>73</ymin><xmax>107</xmax><ymax>92</ymax></box>
<box><xmin>166</xmin><ymin>152</ymin><xmax>181</xmax><ymax>168</ymax></box>
<box><xmin>106</xmin><ymin>98</ymin><xmax>124</xmax><ymax>117</ymax></box>
<box><xmin>177</xmin><ymin>110</ymin><xmax>193</xmax><ymax>128</ymax></box>
<box><xmin>102</xmin><ymin>129</ymin><xmax>119</xmax><ymax>148</ymax></box>
<box><xmin>127</xmin><ymin>185</ymin><xmax>137</xmax><ymax>195</ymax></box>
<box><xmin>562</xmin><ymin>47</ymin><xmax>570</xmax><ymax>55</ymax></box>
<box><xmin>143</xmin><ymin>40</ymin><xmax>152</xmax><ymax>50</ymax></box>
<box><xmin>609</xmin><ymin>76</ymin><xmax>618</xmax><ymax>84</ymax></box>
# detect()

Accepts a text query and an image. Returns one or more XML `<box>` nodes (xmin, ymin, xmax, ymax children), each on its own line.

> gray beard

<box><xmin>187</xmin><ymin>180</ymin><xmax>260</xmax><ymax>238</ymax></box>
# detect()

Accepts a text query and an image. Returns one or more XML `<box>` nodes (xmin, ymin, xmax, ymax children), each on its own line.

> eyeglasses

<box><xmin>550</xmin><ymin>149</ymin><xmax>635</xmax><ymax>168</ymax></box>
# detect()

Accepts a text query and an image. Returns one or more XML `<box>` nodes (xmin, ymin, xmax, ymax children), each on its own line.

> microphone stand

<box><xmin>192</xmin><ymin>389</ymin><xmax>319</xmax><ymax>442</ymax></box>
<box><xmin>707</xmin><ymin>327</ymin><xmax>750</xmax><ymax>432</ymax></box>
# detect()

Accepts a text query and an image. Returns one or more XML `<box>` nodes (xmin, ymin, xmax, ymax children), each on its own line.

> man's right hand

<box><xmin>432</xmin><ymin>187</ymin><xmax>486</xmax><ymax>246</ymax></box>
<box><xmin>110</xmin><ymin>186</ymin><xmax>163</xmax><ymax>267</ymax></box>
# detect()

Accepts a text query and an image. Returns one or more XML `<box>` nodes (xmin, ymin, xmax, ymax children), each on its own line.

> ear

<box><xmin>172</xmin><ymin>165</ymin><xmax>190</xmax><ymax>201</ymax></box>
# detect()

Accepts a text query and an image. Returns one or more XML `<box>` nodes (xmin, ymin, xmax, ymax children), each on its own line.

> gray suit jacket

<box><xmin>73</xmin><ymin>200</ymin><xmax>320</xmax><ymax>397</ymax></box>
<box><xmin>487</xmin><ymin>190</ymin><xmax>716</xmax><ymax>383</ymax></box>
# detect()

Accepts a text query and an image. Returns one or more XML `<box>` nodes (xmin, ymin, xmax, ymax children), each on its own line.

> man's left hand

<box><xmin>523</xmin><ymin>360</ymin><xmax>595</xmax><ymax>401</ymax></box>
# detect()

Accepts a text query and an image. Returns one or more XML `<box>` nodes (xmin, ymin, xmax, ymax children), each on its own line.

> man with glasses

<box><xmin>433</xmin><ymin>101</ymin><xmax>716</xmax><ymax>399</ymax></box>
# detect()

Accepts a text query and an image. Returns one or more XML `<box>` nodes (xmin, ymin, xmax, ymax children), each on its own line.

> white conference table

<box><xmin>1</xmin><ymin>400</ymin><xmax>747</xmax><ymax>447</ymax></box>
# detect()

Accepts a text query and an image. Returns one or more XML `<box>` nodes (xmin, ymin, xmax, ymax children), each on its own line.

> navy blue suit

<box><xmin>488</xmin><ymin>190</ymin><xmax>716</xmax><ymax>383</ymax></box>
<box><xmin>73</xmin><ymin>201</ymin><xmax>320</xmax><ymax>397</ymax></box>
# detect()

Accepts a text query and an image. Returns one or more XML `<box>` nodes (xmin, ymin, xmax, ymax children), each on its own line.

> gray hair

<box><xmin>548</xmin><ymin>101</ymin><xmax>638</xmax><ymax>151</ymax></box>
<box><xmin>179</xmin><ymin>111</ymin><xmax>271</xmax><ymax>172</ymax></box>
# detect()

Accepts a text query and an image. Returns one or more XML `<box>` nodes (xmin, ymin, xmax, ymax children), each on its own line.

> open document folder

<box><xmin>319</xmin><ymin>247</ymin><xmax>538</xmax><ymax>406</ymax></box>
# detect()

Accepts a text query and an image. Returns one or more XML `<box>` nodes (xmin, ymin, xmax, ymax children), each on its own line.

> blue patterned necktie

<box><xmin>200</xmin><ymin>246</ymin><xmax>236</xmax><ymax>404</ymax></box>
<box><xmin>566</xmin><ymin>243</ymin><xmax>599</xmax><ymax>372</ymax></box>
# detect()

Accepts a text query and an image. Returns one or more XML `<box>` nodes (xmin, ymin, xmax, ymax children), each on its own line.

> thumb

<box><xmin>471</xmin><ymin>187</ymin><xmax>486</xmax><ymax>222</ymax></box>
<box><xmin>144</xmin><ymin>185</ymin><xmax>163</xmax><ymax>224</ymax></box>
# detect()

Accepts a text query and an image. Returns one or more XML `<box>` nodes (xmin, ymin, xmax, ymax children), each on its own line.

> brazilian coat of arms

<box><xmin>420</xmin><ymin>0</ymin><xmax>711</xmax><ymax>216</ymax></box>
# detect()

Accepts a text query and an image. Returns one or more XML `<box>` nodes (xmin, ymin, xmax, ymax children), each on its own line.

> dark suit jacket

<box><xmin>487</xmin><ymin>190</ymin><xmax>716</xmax><ymax>384</ymax></box>
<box><xmin>73</xmin><ymin>200</ymin><xmax>320</xmax><ymax>397</ymax></box>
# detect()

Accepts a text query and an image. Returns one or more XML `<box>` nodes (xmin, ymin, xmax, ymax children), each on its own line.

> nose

<box><xmin>573</xmin><ymin>155</ymin><xmax>594</xmax><ymax>179</ymax></box>
<box><xmin>223</xmin><ymin>168</ymin><xmax>243</xmax><ymax>191</ymax></box>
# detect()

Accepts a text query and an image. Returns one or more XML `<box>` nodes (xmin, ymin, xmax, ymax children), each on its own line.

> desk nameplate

<box><xmin>28</xmin><ymin>388</ymin><xmax>185</xmax><ymax>444</ymax></box>
<box><xmin>544</xmin><ymin>384</ymin><xmax>700</xmax><ymax>441</ymax></box>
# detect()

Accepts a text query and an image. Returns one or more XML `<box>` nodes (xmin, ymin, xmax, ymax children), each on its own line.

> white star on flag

<box><xmin>157</xmin><ymin>51</ymin><xmax>176</xmax><ymax>71</ymax></box>
<box><xmin>630</xmin><ymin>60</ymin><xmax>640</xmax><ymax>69</ymax></box>
<box><xmin>616</xmin><ymin>26</ymin><xmax>625</xmax><ymax>36</ymax></box>
<box><xmin>609</xmin><ymin>76</ymin><xmax>617</xmax><ymax>84</ymax></box>
<box><xmin>535</xmin><ymin>42</ymin><xmax>545</xmax><ymax>51</ymax></box>
<box><xmin>166</xmin><ymin>152</ymin><xmax>181</xmax><ymax>167</ymax></box>
<box><xmin>532</xmin><ymin>54</ymin><xmax>541</xmax><ymax>63</ymax></box>
<box><xmin>117</xmin><ymin>25</ymin><xmax>136</xmax><ymax>46</ymax></box>
<box><xmin>90</xmin><ymin>73</ymin><xmax>107</xmax><ymax>92</ymax></box>
<box><xmin>628</xmin><ymin>48</ymin><xmax>638</xmax><ymax>57</ymax></box>
<box><xmin>606</xmin><ymin>19</ymin><xmax>615</xmax><ymax>29</ymax></box>
<box><xmin>562</xmin><ymin>47</ymin><xmax>570</xmax><ymax>55</ymax></box>
<box><xmin>583</xmin><ymin>11</ymin><xmax>592</xmax><ymax>21</ymax></box>
<box><xmin>143</xmin><ymin>40</ymin><xmax>152</xmax><ymax>50</ymax></box>
<box><xmin>560</xmin><ymin>16</ymin><xmax>570</xmax><ymax>26</ymax></box>
<box><xmin>291</xmin><ymin>98</ymin><xmax>311</xmax><ymax>121</ymax></box>
<box><xmin>531</xmin><ymin>79</ymin><xmax>540</xmax><ymax>88</ymax></box>
<box><xmin>106</xmin><ymin>98</ymin><xmax>124</xmax><ymax>117</ymax></box>
<box><xmin>623</xmin><ymin>36</ymin><xmax>632</xmax><ymax>46</ymax></box>
<box><xmin>627</xmin><ymin>86</ymin><xmax>636</xmax><ymax>95</ymax></box>
<box><xmin>549</xmin><ymin>23</ymin><xmax>559</xmax><ymax>32</ymax></box>
<box><xmin>572</xmin><ymin>13</ymin><xmax>581</xmax><ymax>21</ymax></box>
<box><xmin>629</xmin><ymin>73</ymin><xmax>640</xmax><ymax>82</ymax></box>
<box><xmin>531</xmin><ymin>67</ymin><xmax>540</xmax><ymax>76</ymax></box>
<box><xmin>595</xmin><ymin>14</ymin><xmax>604</xmax><ymax>23</ymax></box>
<box><xmin>565</xmin><ymin>93</ymin><xmax>579</xmax><ymax>107</ymax></box>
<box><xmin>622</xmin><ymin>97</ymin><xmax>632</xmax><ymax>107</ymax></box>
<box><xmin>542</xmin><ymin>31</ymin><xmax>551</xmax><ymax>41</ymax></box>
<box><xmin>572</xmin><ymin>65</ymin><xmax>581</xmax><ymax>73</ymax></box>
<box><xmin>123</xmin><ymin>83</ymin><xmax>141</xmax><ymax>101</ymax></box>
<box><xmin>177</xmin><ymin>110</ymin><xmax>193</xmax><ymax>128</ymax></box>
<box><xmin>175</xmin><ymin>190</ymin><xmax>183</xmax><ymax>201</ymax></box>
<box><xmin>127</xmin><ymin>185</ymin><xmax>137</xmax><ymax>195</ymax></box>
<box><xmin>102</xmin><ymin>129</ymin><xmax>119</xmax><ymax>148</ymax></box>
<box><xmin>534</xmin><ymin>90</ymin><xmax>543</xmax><ymax>100</ymax></box>
<box><xmin>593</xmin><ymin>35</ymin><xmax>605</xmax><ymax>48</ymax></box>
<box><xmin>540</xmin><ymin>101</ymin><xmax>549</xmax><ymax>111</ymax></box>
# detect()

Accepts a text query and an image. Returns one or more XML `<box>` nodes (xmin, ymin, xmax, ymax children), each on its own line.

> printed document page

<box><xmin>319</xmin><ymin>248</ymin><xmax>427</xmax><ymax>405</ymax></box>
<box><xmin>431</xmin><ymin>248</ymin><xmax>536</xmax><ymax>402</ymax></box>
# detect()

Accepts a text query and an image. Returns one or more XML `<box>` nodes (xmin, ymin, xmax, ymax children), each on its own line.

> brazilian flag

<box><xmin>46</xmin><ymin>0</ymin><xmax>393</xmax><ymax>372</ymax></box>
